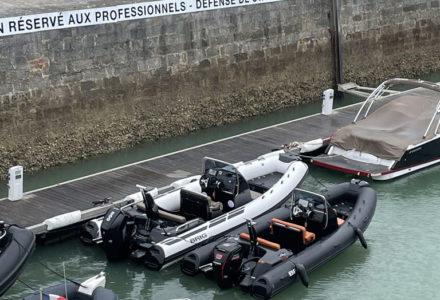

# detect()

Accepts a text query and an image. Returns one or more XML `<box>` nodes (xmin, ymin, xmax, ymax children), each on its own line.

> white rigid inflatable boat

<box><xmin>83</xmin><ymin>150</ymin><xmax>308</xmax><ymax>270</ymax></box>
<box><xmin>144</xmin><ymin>152</ymin><xmax>308</xmax><ymax>270</ymax></box>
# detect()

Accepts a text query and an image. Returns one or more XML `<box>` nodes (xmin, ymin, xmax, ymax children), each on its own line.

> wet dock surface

<box><xmin>0</xmin><ymin>87</ymin><xmax>434</xmax><ymax>235</ymax></box>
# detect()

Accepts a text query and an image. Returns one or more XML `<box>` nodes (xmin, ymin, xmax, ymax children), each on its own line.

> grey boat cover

<box><xmin>330</xmin><ymin>94</ymin><xmax>439</xmax><ymax>160</ymax></box>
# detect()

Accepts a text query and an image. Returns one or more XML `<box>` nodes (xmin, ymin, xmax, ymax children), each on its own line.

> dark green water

<box><xmin>3</xmin><ymin>74</ymin><xmax>440</xmax><ymax>299</ymax></box>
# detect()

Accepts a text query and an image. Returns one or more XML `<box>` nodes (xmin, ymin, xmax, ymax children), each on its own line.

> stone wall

<box><xmin>0</xmin><ymin>0</ymin><xmax>334</xmax><ymax>176</ymax></box>
<box><xmin>0</xmin><ymin>0</ymin><xmax>440</xmax><ymax>177</ymax></box>
<box><xmin>341</xmin><ymin>0</ymin><xmax>440</xmax><ymax>84</ymax></box>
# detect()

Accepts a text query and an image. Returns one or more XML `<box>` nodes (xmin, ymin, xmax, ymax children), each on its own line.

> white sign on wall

<box><xmin>0</xmin><ymin>0</ymin><xmax>282</xmax><ymax>37</ymax></box>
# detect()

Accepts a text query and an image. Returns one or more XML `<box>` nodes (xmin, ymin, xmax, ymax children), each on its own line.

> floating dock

<box><xmin>0</xmin><ymin>86</ymin><xmax>435</xmax><ymax>237</ymax></box>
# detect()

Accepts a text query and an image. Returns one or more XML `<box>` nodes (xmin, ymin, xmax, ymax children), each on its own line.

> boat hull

<box><xmin>144</xmin><ymin>160</ymin><xmax>308</xmax><ymax>270</ymax></box>
<box><xmin>181</xmin><ymin>180</ymin><xmax>377</xmax><ymax>299</ymax></box>
<box><xmin>312</xmin><ymin>136</ymin><xmax>440</xmax><ymax>180</ymax></box>
<box><xmin>0</xmin><ymin>225</ymin><xmax>35</xmax><ymax>297</ymax></box>
<box><xmin>251</xmin><ymin>181</ymin><xmax>376</xmax><ymax>298</ymax></box>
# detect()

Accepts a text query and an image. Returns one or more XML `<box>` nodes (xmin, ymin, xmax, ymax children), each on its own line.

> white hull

<box><xmin>154</xmin><ymin>153</ymin><xmax>308</xmax><ymax>266</ymax></box>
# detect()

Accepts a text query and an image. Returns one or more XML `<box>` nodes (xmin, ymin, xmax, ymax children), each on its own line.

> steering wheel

<box><xmin>200</xmin><ymin>174</ymin><xmax>223</xmax><ymax>192</ymax></box>
<box><xmin>292</xmin><ymin>199</ymin><xmax>313</xmax><ymax>218</ymax></box>
<box><xmin>292</xmin><ymin>205</ymin><xmax>304</xmax><ymax>217</ymax></box>
<box><xmin>199</xmin><ymin>174</ymin><xmax>210</xmax><ymax>189</ymax></box>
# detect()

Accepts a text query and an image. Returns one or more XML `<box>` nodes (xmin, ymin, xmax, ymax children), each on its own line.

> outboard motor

<box><xmin>212</xmin><ymin>240</ymin><xmax>243</xmax><ymax>288</ymax></box>
<box><xmin>101</xmin><ymin>207</ymin><xmax>134</xmax><ymax>261</ymax></box>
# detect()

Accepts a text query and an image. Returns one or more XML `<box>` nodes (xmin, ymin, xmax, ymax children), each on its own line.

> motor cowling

<box><xmin>101</xmin><ymin>207</ymin><xmax>133</xmax><ymax>261</ymax></box>
<box><xmin>212</xmin><ymin>241</ymin><xmax>243</xmax><ymax>288</ymax></box>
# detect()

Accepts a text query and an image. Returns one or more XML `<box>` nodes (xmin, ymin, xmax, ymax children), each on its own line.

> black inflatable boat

<box><xmin>19</xmin><ymin>272</ymin><xmax>118</xmax><ymax>300</ymax></box>
<box><xmin>0</xmin><ymin>221</ymin><xmax>35</xmax><ymax>297</ymax></box>
<box><xmin>181</xmin><ymin>179</ymin><xmax>376</xmax><ymax>299</ymax></box>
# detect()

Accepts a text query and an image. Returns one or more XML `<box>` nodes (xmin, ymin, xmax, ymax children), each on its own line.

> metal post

<box><xmin>330</xmin><ymin>0</ymin><xmax>343</xmax><ymax>85</ymax></box>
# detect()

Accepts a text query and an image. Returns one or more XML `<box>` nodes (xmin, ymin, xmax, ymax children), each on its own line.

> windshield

<box><xmin>293</xmin><ymin>188</ymin><xmax>327</xmax><ymax>206</ymax></box>
<box><xmin>202</xmin><ymin>157</ymin><xmax>248</xmax><ymax>196</ymax></box>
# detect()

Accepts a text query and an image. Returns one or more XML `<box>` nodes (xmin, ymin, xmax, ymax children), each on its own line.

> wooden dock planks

<box><xmin>0</xmin><ymin>87</ymin><xmax>432</xmax><ymax>235</ymax></box>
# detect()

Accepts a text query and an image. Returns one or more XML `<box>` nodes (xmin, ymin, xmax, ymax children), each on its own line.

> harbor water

<box><xmin>3</xmin><ymin>74</ymin><xmax>440</xmax><ymax>299</ymax></box>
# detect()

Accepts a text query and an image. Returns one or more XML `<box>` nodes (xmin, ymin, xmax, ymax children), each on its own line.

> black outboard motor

<box><xmin>101</xmin><ymin>207</ymin><xmax>133</xmax><ymax>261</ymax></box>
<box><xmin>212</xmin><ymin>240</ymin><xmax>243</xmax><ymax>288</ymax></box>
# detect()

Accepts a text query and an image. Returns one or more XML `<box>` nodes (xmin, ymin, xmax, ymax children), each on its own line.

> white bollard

<box><xmin>8</xmin><ymin>166</ymin><xmax>23</xmax><ymax>201</ymax></box>
<box><xmin>322</xmin><ymin>89</ymin><xmax>334</xmax><ymax>115</ymax></box>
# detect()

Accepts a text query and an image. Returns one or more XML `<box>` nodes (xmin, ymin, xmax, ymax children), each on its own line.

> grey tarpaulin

<box><xmin>330</xmin><ymin>94</ymin><xmax>439</xmax><ymax>160</ymax></box>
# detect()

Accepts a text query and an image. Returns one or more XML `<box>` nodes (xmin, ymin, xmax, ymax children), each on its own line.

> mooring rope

<box><xmin>37</xmin><ymin>261</ymin><xmax>85</xmax><ymax>287</ymax></box>
<box><xmin>17</xmin><ymin>278</ymin><xmax>36</xmax><ymax>292</ymax></box>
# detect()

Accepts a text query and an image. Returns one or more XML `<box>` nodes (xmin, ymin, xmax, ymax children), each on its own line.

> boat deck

<box><xmin>0</xmin><ymin>87</ymin><xmax>435</xmax><ymax>235</ymax></box>
<box><xmin>312</xmin><ymin>155</ymin><xmax>390</xmax><ymax>175</ymax></box>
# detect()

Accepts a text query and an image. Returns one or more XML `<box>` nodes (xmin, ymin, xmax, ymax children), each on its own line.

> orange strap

<box><xmin>337</xmin><ymin>218</ymin><xmax>345</xmax><ymax>226</ymax></box>
<box><xmin>239</xmin><ymin>233</ymin><xmax>281</xmax><ymax>250</ymax></box>
<box><xmin>334</xmin><ymin>208</ymin><xmax>345</xmax><ymax>226</ymax></box>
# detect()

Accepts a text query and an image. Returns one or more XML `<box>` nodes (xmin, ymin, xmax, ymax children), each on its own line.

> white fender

<box><xmin>43</xmin><ymin>210</ymin><xmax>81</xmax><ymax>230</ymax></box>
<box><xmin>299</xmin><ymin>138</ymin><xmax>324</xmax><ymax>153</ymax></box>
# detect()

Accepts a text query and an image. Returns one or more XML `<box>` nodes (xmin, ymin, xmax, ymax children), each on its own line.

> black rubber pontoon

<box><xmin>0</xmin><ymin>222</ymin><xmax>35</xmax><ymax>297</ymax></box>
<box><xmin>181</xmin><ymin>179</ymin><xmax>377</xmax><ymax>299</ymax></box>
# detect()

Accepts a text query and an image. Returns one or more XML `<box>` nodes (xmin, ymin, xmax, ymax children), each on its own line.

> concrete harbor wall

<box><xmin>341</xmin><ymin>0</ymin><xmax>440</xmax><ymax>85</ymax></box>
<box><xmin>0</xmin><ymin>0</ymin><xmax>440</xmax><ymax>178</ymax></box>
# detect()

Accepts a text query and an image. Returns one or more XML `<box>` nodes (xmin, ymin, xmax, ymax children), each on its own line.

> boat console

<box><xmin>291</xmin><ymin>190</ymin><xmax>338</xmax><ymax>237</ymax></box>
<box><xmin>200</xmin><ymin>162</ymin><xmax>252</xmax><ymax>212</ymax></box>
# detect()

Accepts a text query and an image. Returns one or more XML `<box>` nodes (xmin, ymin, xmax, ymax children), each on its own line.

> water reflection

<box><xmin>4</xmin><ymin>72</ymin><xmax>440</xmax><ymax>299</ymax></box>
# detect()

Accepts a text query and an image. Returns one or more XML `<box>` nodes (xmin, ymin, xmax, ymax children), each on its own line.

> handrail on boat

<box><xmin>424</xmin><ymin>100</ymin><xmax>440</xmax><ymax>139</ymax></box>
<box><xmin>353</xmin><ymin>78</ymin><xmax>440</xmax><ymax>138</ymax></box>
<box><xmin>353</xmin><ymin>82</ymin><xmax>388</xmax><ymax>123</ymax></box>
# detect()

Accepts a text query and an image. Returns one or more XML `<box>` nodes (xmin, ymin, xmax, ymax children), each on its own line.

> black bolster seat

<box><xmin>142</xmin><ymin>188</ymin><xmax>160</xmax><ymax>221</ymax></box>
<box><xmin>270</xmin><ymin>218</ymin><xmax>315</xmax><ymax>254</ymax></box>
<box><xmin>180</xmin><ymin>189</ymin><xmax>223</xmax><ymax>221</ymax></box>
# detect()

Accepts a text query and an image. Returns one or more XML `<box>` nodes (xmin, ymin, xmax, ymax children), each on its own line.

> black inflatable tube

<box><xmin>251</xmin><ymin>181</ymin><xmax>377</xmax><ymax>299</ymax></box>
<box><xmin>0</xmin><ymin>225</ymin><xmax>35</xmax><ymax>297</ymax></box>
<box><xmin>180</xmin><ymin>206</ymin><xmax>293</xmax><ymax>275</ymax></box>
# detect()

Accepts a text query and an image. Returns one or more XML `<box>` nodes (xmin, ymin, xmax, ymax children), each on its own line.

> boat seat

<box><xmin>180</xmin><ymin>189</ymin><xmax>223</xmax><ymax>221</ymax></box>
<box><xmin>137</xmin><ymin>202</ymin><xmax>187</xmax><ymax>224</ymax></box>
<box><xmin>239</xmin><ymin>233</ymin><xmax>280</xmax><ymax>250</ymax></box>
<box><xmin>142</xmin><ymin>188</ymin><xmax>160</xmax><ymax>221</ymax></box>
<box><xmin>270</xmin><ymin>218</ymin><xmax>315</xmax><ymax>253</ymax></box>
